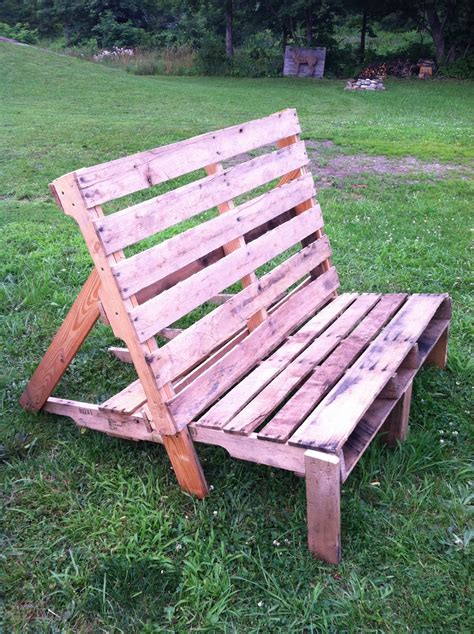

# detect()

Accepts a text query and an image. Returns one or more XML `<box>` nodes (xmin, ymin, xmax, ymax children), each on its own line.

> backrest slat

<box><xmin>149</xmin><ymin>236</ymin><xmax>333</xmax><ymax>387</ymax></box>
<box><xmin>130</xmin><ymin>204</ymin><xmax>324</xmax><ymax>343</ymax></box>
<box><xmin>94</xmin><ymin>141</ymin><xmax>308</xmax><ymax>256</ymax></box>
<box><xmin>77</xmin><ymin>109</ymin><xmax>301</xmax><ymax>208</ymax></box>
<box><xmin>112</xmin><ymin>174</ymin><xmax>315</xmax><ymax>299</ymax></box>
<box><xmin>167</xmin><ymin>267</ymin><xmax>339</xmax><ymax>426</ymax></box>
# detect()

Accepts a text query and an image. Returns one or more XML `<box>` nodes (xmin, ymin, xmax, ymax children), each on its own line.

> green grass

<box><xmin>1</xmin><ymin>42</ymin><xmax>473</xmax><ymax>632</ymax></box>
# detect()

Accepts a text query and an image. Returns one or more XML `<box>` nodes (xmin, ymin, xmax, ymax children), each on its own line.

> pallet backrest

<box><xmin>50</xmin><ymin>109</ymin><xmax>338</xmax><ymax>434</ymax></box>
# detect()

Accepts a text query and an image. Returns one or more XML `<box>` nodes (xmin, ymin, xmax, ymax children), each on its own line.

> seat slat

<box><xmin>112</xmin><ymin>173</ymin><xmax>315</xmax><ymax>299</ymax></box>
<box><xmin>221</xmin><ymin>293</ymin><xmax>384</xmax><ymax>436</ymax></box>
<box><xmin>149</xmin><ymin>235</ymin><xmax>333</xmax><ymax>388</ymax></box>
<box><xmin>130</xmin><ymin>205</ymin><xmax>325</xmax><ymax>342</ymax></box>
<box><xmin>257</xmin><ymin>293</ymin><xmax>407</xmax><ymax>442</ymax></box>
<box><xmin>289</xmin><ymin>293</ymin><xmax>448</xmax><ymax>452</ymax></box>
<box><xmin>95</xmin><ymin>141</ymin><xmax>309</xmax><ymax>256</ymax></box>
<box><xmin>99</xmin><ymin>379</ymin><xmax>146</xmax><ymax>415</ymax></box>
<box><xmin>167</xmin><ymin>268</ymin><xmax>340</xmax><ymax>427</ymax></box>
<box><xmin>195</xmin><ymin>292</ymin><xmax>358</xmax><ymax>431</ymax></box>
<box><xmin>77</xmin><ymin>109</ymin><xmax>301</xmax><ymax>208</ymax></box>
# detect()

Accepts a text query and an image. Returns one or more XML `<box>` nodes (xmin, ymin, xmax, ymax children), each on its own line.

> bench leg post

<box><xmin>425</xmin><ymin>327</ymin><xmax>449</xmax><ymax>369</ymax></box>
<box><xmin>162</xmin><ymin>428</ymin><xmax>209</xmax><ymax>499</ymax></box>
<box><xmin>381</xmin><ymin>382</ymin><xmax>413</xmax><ymax>448</ymax></box>
<box><xmin>305</xmin><ymin>450</ymin><xmax>341</xmax><ymax>564</ymax></box>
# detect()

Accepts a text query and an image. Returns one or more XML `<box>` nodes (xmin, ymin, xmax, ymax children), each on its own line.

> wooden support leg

<box><xmin>380</xmin><ymin>382</ymin><xmax>413</xmax><ymax>448</ymax></box>
<box><xmin>162</xmin><ymin>428</ymin><xmax>209</xmax><ymax>499</ymax></box>
<box><xmin>20</xmin><ymin>269</ymin><xmax>101</xmax><ymax>412</ymax></box>
<box><xmin>425</xmin><ymin>326</ymin><xmax>449</xmax><ymax>369</ymax></box>
<box><xmin>305</xmin><ymin>450</ymin><xmax>341</xmax><ymax>564</ymax></box>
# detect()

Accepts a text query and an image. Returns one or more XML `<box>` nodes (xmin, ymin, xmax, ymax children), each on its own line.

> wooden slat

<box><xmin>223</xmin><ymin>293</ymin><xmax>386</xmax><ymax>436</ymax></box>
<box><xmin>130</xmin><ymin>205</ymin><xmax>324</xmax><ymax>342</ymax></box>
<box><xmin>257</xmin><ymin>293</ymin><xmax>407</xmax><ymax>442</ymax></box>
<box><xmin>77</xmin><ymin>109</ymin><xmax>301</xmax><ymax>208</ymax></box>
<box><xmin>148</xmin><ymin>236</ymin><xmax>333</xmax><ymax>387</ymax></box>
<box><xmin>196</xmin><ymin>289</ymin><xmax>356</xmax><ymax>430</ymax></box>
<box><xmin>99</xmin><ymin>379</ymin><xmax>147</xmax><ymax>415</ymax></box>
<box><xmin>95</xmin><ymin>141</ymin><xmax>308</xmax><ymax>256</ymax></box>
<box><xmin>168</xmin><ymin>269</ymin><xmax>340</xmax><ymax>427</ymax></box>
<box><xmin>112</xmin><ymin>173</ymin><xmax>314</xmax><ymax>299</ymax></box>
<box><xmin>19</xmin><ymin>269</ymin><xmax>101</xmax><ymax>412</ymax></box>
<box><xmin>289</xmin><ymin>294</ymin><xmax>448</xmax><ymax>452</ymax></box>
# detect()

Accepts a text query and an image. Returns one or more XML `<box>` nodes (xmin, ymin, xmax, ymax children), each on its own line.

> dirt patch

<box><xmin>305</xmin><ymin>140</ymin><xmax>473</xmax><ymax>187</ymax></box>
<box><xmin>224</xmin><ymin>140</ymin><xmax>472</xmax><ymax>188</ymax></box>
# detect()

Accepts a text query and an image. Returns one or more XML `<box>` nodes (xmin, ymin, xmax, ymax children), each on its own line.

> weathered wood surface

<box><xmin>20</xmin><ymin>269</ymin><xmax>101</xmax><ymax>412</ymax></box>
<box><xmin>305</xmin><ymin>450</ymin><xmax>341</xmax><ymax>563</ymax></box>
<box><xmin>149</xmin><ymin>236</ymin><xmax>333</xmax><ymax>387</ymax></box>
<box><xmin>197</xmin><ymin>291</ymin><xmax>355</xmax><ymax>430</ymax></box>
<box><xmin>223</xmin><ymin>293</ymin><xmax>385</xmax><ymax>436</ymax></box>
<box><xmin>169</xmin><ymin>269</ymin><xmax>340</xmax><ymax>427</ymax></box>
<box><xmin>289</xmin><ymin>294</ymin><xmax>448</xmax><ymax>452</ymax></box>
<box><xmin>77</xmin><ymin>109</ymin><xmax>301</xmax><ymax>207</ymax></box>
<box><xmin>130</xmin><ymin>205</ymin><xmax>325</xmax><ymax>342</ymax></box>
<box><xmin>257</xmin><ymin>294</ymin><xmax>407</xmax><ymax>442</ymax></box>
<box><xmin>283</xmin><ymin>46</ymin><xmax>326</xmax><ymax>79</ymax></box>
<box><xmin>96</xmin><ymin>141</ymin><xmax>308</xmax><ymax>256</ymax></box>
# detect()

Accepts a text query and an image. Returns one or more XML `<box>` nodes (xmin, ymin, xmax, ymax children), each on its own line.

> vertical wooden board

<box><xmin>305</xmin><ymin>450</ymin><xmax>341</xmax><ymax>564</ymax></box>
<box><xmin>19</xmin><ymin>269</ymin><xmax>101</xmax><ymax>412</ymax></box>
<box><xmin>380</xmin><ymin>382</ymin><xmax>413</xmax><ymax>447</ymax></box>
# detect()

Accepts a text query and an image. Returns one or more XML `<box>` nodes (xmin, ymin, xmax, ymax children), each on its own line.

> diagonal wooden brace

<box><xmin>19</xmin><ymin>269</ymin><xmax>101</xmax><ymax>412</ymax></box>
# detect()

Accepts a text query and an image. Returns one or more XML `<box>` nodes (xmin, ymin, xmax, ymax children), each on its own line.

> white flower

<box><xmin>257</xmin><ymin>601</ymin><xmax>264</xmax><ymax>607</ymax></box>
<box><xmin>175</xmin><ymin>543</ymin><xmax>182</xmax><ymax>551</ymax></box>
<box><xmin>272</xmin><ymin>539</ymin><xmax>280</xmax><ymax>546</ymax></box>
<box><xmin>213</xmin><ymin>510</ymin><xmax>218</xmax><ymax>516</ymax></box>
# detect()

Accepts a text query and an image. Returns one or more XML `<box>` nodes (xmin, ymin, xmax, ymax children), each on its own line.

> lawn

<box><xmin>1</xmin><ymin>42</ymin><xmax>473</xmax><ymax>632</ymax></box>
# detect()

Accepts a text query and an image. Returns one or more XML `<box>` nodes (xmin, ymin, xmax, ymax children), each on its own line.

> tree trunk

<box><xmin>305</xmin><ymin>9</ymin><xmax>313</xmax><ymax>46</ymax></box>
<box><xmin>426</xmin><ymin>8</ymin><xmax>445</xmax><ymax>64</ymax></box>
<box><xmin>225</xmin><ymin>0</ymin><xmax>234</xmax><ymax>60</ymax></box>
<box><xmin>359</xmin><ymin>9</ymin><xmax>368</xmax><ymax>62</ymax></box>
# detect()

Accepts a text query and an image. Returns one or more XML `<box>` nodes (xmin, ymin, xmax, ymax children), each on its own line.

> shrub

<box><xmin>439</xmin><ymin>55</ymin><xmax>474</xmax><ymax>79</ymax></box>
<box><xmin>232</xmin><ymin>30</ymin><xmax>282</xmax><ymax>78</ymax></box>
<box><xmin>195</xmin><ymin>34</ymin><xmax>229</xmax><ymax>76</ymax></box>
<box><xmin>0</xmin><ymin>22</ymin><xmax>38</xmax><ymax>44</ymax></box>
<box><xmin>92</xmin><ymin>12</ymin><xmax>147</xmax><ymax>49</ymax></box>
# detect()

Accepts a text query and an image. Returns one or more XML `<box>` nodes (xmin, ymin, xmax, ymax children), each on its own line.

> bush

<box><xmin>0</xmin><ymin>22</ymin><xmax>38</xmax><ymax>44</ymax></box>
<box><xmin>439</xmin><ymin>55</ymin><xmax>474</xmax><ymax>79</ymax></box>
<box><xmin>195</xmin><ymin>34</ymin><xmax>229</xmax><ymax>76</ymax></box>
<box><xmin>92</xmin><ymin>12</ymin><xmax>147</xmax><ymax>49</ymax></box>
<box><xmin>232</xmin><ymin>30</ymin><xmax>282</xmax><ymax>78</ymax></box>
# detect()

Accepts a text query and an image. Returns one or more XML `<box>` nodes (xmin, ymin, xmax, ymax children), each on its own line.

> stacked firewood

<box><xmin>358</xmin><ymin>59</ymin><xmax>420</xmax><ymax>79</ymax></box>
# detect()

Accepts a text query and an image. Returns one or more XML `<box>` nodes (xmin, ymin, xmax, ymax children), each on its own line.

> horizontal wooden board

<box><xmin>112</xmin><ymin>173</ymin><xmax>314</xmax><ymax>298</ymax></box>
<box><xmin>289</xmin><ymin>294</ymin><xmax>447</xmax><ymax>452</ymax></box>
<box><xmin>168</xmin><ymin>269</ymin><xmax>340</xmax><ymax>427</ymax></box>
<box><xmin>223</xmin><ymin>293</ymin><xmax>384</xmax><ymax>436</ymax></box>
<box><xmin>257</xmin><ymin>294</ymin><xmax>407</xmax><ymax>442</ymax></box>
<box><xmin>99</xmin><ymin>379</ymin><xmax>147</xmax><ymax>415</ymax></box>
<box><xmin>148</xmin><ymin>236</ymin><xmax>333</xmax><ymax>387</ymax></box>
<box><xmin>95</xmin><ymin>141</ymin><xmax>309</xmax><ymax>256</ymax></box>
<box><xmin>75</xmin><ymin>109</ymin><xmax>301</xmax><ymax>208</ymax></box>
<box><xmin>130</xmin><ymin>205</ymin><xmax>324</xmax><ymax>342</ymax></box>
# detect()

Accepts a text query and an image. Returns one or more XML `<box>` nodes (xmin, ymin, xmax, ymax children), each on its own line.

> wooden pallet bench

<box><xmin>20</xmin><ymin>109</ymin><xmax>451</xmax><ymax>563</ymax></box>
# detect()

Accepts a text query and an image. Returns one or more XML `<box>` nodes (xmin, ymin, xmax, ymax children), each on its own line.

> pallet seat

<box><xmin>20</xmin><ymin>109</ymin><xmax>451</xmax><ymax>563</ymax></box>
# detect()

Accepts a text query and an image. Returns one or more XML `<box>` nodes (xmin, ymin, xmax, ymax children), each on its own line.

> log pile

<box><xmin>358</xmin><ymin>59</ymin><xmax>418</xmax><ymax>79</ymax></box>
